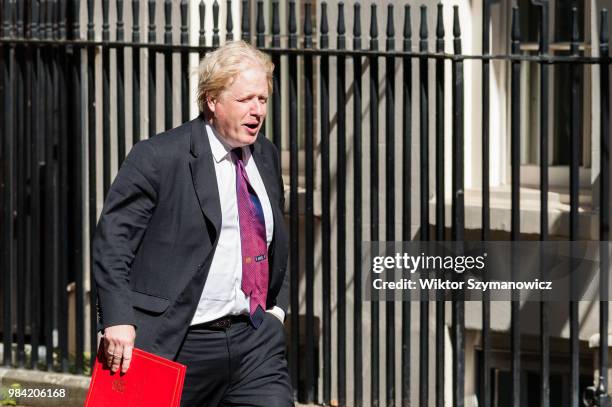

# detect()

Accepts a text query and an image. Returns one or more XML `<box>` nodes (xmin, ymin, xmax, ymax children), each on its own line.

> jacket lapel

<box><xmin>251</xmin><ymin>140</ymin><xmax>288</xmax><ymax>297</ymax></box>
<box><xmin>189</xmin><ymin>117</ymin><xmax>222</xmax><ymax>239</ymax></box>
<box><xmin>251</xmin><ymin>141</ymin><xmax>280</xmax><ymax>217</ymax></box>
<box><xmin>251</xmin><ymin>140</ymin><xmax>284</xmax><ymax>275</ymax></box>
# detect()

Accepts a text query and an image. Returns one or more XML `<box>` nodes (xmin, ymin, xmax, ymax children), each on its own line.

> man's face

<box><xmin>207</xmin><ymin>66</ymin><xmax>269</xmax><ymax>148</ymax></box>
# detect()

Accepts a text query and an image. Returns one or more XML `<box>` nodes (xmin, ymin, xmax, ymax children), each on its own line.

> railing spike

<box><xmin>40</xmin><ymin>0</ymin><xmax>48</xmax><ymax>40</ymax></box>
<box><xmin>102</xmin><ymin>0</ymin><xmax>109</xmax><ymax>41</ymax></box>
<box><xmin>53</xmin><ymin>0</ymin><xmax>60</xmax><ymax>40</ymax></box>
<box><xmin>419</xmin><ymin>5</ymin><xmax>427</xmax><ymax>42</ymax></box>
<box><xmin>148</xmin><ymin>0</ymin><xmax>156</xmax><ymax>43</ymax></box>
<box><xmin>226</xmin><ymin>0</ymin><xmax>233</xmax><ymax>41</ymax></box>
<box><xmin>132</xmin><ymin>0</ymin><xmax>140</xmax><ymax>42</ymax></box>
<box><xmin>199</xmin><ymin>0</ymin><xmax>205</xmax><ymax>46</ymax></box>
<box><xmin>164</xmin><ymin>0</ymin><xmax>171</xmax><ymax>44</ymax></box>
<box><xmin>3</xmin><ymin>0</ymin><xmax>10</xmax><ymax>37</ymax></box>
<box><xmin>45</xmin><ymin>0</ymin><xmax>51</xmax><ymax>39</ymax></box>
<box><xmin>117</xmin><ymin>0</ymin><xmax>124</xmax><ymax>41</ymax></box>
<box><xmin>453</xmin><ymin>5</ymin><xmax>460</xmax><ymax>37</ymax></box>
<box><xmin>272</xmin><ymin>0</ymin><xmax>280</xmax><ymax>47</ymax></box>
<box><xmin>511</xmin><ymin>6</ymin><xmax>520</xmax><ymax>44</ymax></box>
<box><xmin>180</xmin><ymin>0</ymin><xmax>188</xmax><ymax>45</ymax></box>
<box><xmin>212</xmin><ymin>0</ymin><xmax>219</xmax><ymax>46</ymax></box>
<box><xmin>386</xmin><ymin>4</ymin><xmax>394</xmax><ymax>51</ymax></box>
<box><xmin>256</xmin><ymin>0</ymin><xmax>265</xmax><ymax>47</ymax></box>
<box><xmin>59</xmin><ymin>0</ymin><xmax>67</xmax><ymax>39</ymax></box>
<box><xmin>353</xmin><ymin>1</ymin><xmax>361</xmax><ymax>49</ymax></box>
<box><xmin>337</xmin><ymin>2</ymin><xmax>345</xmax><ymax>49</ymax></box>
<box><xmin>453</xmin><ymin>5</ymin><xmax>461</xmax><ymax>53</ymax></box>
<box><xmin>86</xmin><ymin>0</ymin><xmax>94</xmax><ymax>39</ymax></box>
<box><xmin>403</xmin><ymin>5</ymin><xmax>411</xmax><ymax>51</ymax></box>
<box><xmin>320</xmin><ymin>1</ymin><xmax>328</xmax><ymax>49</ymax></box>
<box><xmin>601</xmin><ymin>8</ymin><xmax>609</xmax><ymax>46</ymax></box>
<box><xmin>32</xmin><ymin>0</ymin><xmax>40</xmax><ymax>39</ymax></box>
<box><xmin>48</xmin><ymin>0</ymin><xmax>54</xmax><ymax>40</ymax></box>
<box><xmin>71</xmin><ymin>0</ymin><xmax>80</xmax><ymax>39</ymax></box>
<box><xmin>304</xmin><ymin>1</ymin><xmax>312</xmax><ymax>48</ymax></box>
<box><xmin>25</xmin><ymin>0</ymin><xmax>32</xmax><ymax>38</ymax></box>
<box><xmin>337</xmin><ymin>2</ymin><xmax>345</xmax><ymax>35</ymax></box>
<box><xmin>288</xmin><ymin>0</ymin><xmax>296</xmax><ymax>48</ymax></box>
<box><xmin>436</xmin><ymin>3</ymin><xmax>444</xmax><ymax>41</ymax></box>
<box><xmin>17</xmin><ymin>0</ymin><xmax>25</xmax><ymax>38</ymax></box>
<box><xmin>370</xmin><ymin>3</ymin><xmax>378</xmax><ymax>50</ymax></box>
<box><xmin>570</xmin><ymin>6</ymin><xmax>579</xmax><ymax>45</ymax></box>
<box><xmin>241</xmin><ymin>0</ymin><xmax>250</xmax><ymax>42</ymax></box>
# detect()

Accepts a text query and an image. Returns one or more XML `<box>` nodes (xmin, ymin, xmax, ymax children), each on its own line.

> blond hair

<box><xmin>196</xmin><ymin>41</ymin><xmax>274</xmax><ymax>114</ymax></box>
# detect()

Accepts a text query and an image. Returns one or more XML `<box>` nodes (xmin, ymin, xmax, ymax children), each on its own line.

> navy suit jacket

<box><xmin>92</xmin><ymin>115</ymin><xmax>289</xmax><ymax>360</ymax></box>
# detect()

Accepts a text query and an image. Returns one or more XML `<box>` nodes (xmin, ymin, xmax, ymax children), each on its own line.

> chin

<box><xmin>242</xmin><ymin>134</ymin><xmax>259</xmax><ymax>144</ymax></box>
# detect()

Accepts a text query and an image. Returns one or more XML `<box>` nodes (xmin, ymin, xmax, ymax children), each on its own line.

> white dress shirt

<box><xmin>190</xmin><ymin>124</ymin><xmax>284</xmax><ymax>325</ymax></box>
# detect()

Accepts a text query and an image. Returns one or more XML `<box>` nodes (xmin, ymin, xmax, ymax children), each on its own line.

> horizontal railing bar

<box><xmin>0</xmin><ymin>38</ymin><xmax>610</xmax><ymax>64</ymax></box>
<box><xmin>472</xmin><ymin>347</ymin><xmax>594</xmax><ymax>358</ymax></box>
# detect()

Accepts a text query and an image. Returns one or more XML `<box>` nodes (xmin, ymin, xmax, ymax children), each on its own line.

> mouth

<box><xmin>242</xmin><ymin>123</ymin><xmax>260</xmax><ymax>135</ymax></box>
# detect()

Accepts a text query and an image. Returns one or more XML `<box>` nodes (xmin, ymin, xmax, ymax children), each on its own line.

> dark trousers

<box><xmin>176</xmin><ymin>312</ymin><xmax>294</xmax><ymax>407</ymax></box>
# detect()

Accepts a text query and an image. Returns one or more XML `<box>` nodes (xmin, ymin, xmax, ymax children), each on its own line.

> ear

<box><xmin>206</xmin><ymin>96</ymin><xmax>216</xmax><ymax>114</ymax></box>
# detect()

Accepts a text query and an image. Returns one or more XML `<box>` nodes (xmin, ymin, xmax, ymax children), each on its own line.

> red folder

<box><xmin>84</xmin><ymin>343</ymin><xmax>186</xmax><ymax>407</ymax></box>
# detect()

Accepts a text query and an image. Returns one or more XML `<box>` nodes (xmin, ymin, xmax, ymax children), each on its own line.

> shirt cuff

<box><xmin>266</xmin><ymin>306</ymin><xmax>285</xmax><ymax>322</ymax></box>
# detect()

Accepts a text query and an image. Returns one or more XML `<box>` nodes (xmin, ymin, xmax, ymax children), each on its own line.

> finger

<box><xmin>107</xmin><ymin>352</ymin><xmax>119</xmax><ymax>369</ymax></box>
<box><xmin>105</xmin><ymin>344</ymin><xmax>116</xmax><ymax>367</ymax></box>
<box><xmin>111</xmin><ymin>355</ymin><xmax>121</xmax><ymax>372</ymax></box>
<box><xmin>104</xmin><ymin>338</ymin><xmax>114</xmax><ymax>355</ymax></box>
<box><xmin>104</xmin><ymin>337</ymin><xmax>115</xmax><ymax>357</ymax></box>
<box><xmin>121</xmin><ymin>345</ymin><xmax>133</xmax><ymax>373</ymax></box>
<box><xmin>103</xmin><ymin>335</ymin><xmax>111</xmax><ymax>348</ymax></box>
<box><xmin>111</xmin><ymin>344</ymin><xmax>123</xmax><ymax>372</ymax></box>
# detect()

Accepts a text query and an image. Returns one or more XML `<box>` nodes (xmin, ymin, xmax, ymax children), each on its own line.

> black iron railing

<box><xmin>1</xmin><ymin>1</ymin><xmax>611</xmax><ymax>406</ymax></box>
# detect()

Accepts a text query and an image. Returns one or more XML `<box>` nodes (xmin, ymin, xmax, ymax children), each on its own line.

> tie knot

<box><xmin>233</xmin><ymin>148</ymin><xmax>244</xmax><ymax>162</ymax></box>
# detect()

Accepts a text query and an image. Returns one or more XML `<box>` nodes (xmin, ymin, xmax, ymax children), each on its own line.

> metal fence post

<box><xmin>401</xmin><ymin>6</ymin><xmax>412</xmax><ymax>407</ymax></box>
<box><xmin>369</xmin><ymin>4</ymin><xmax>380</xmax><ymax>406</ymax></box>
<box><xmin>510</xmin><ymin>6</ymin><xmax>522</xmax><ymax>407</ymax></box>
<box><xmin>353</xmin><ymin>3</ymin><xmax>364</xmax><ymax>405</ymax></box>
<box><xmin>418</xmin><ymin>7</ymin><xmax>429</xmax><ymax>407</ymax></box>
<box><xmin>451</xmin><ymin>7</ymin><xmax>466</xmax><ymax>407</ymax></box>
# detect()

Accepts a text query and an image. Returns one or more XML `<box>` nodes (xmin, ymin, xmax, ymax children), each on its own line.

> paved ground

<box><xmin>0</xmin><ymin>367</ymin><xmax>89</xmax><ymax>407</ymax></box>
<box><xmin>1</xmin><ymin>367</ymin><xmax>319</xmax><ymax>407</ymax></box>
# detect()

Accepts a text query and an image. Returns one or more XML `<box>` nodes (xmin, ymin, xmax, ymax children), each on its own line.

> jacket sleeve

<box><xmin>92</xmin><ymin>140</ymin><xmax>159</xmax><ymax>330</ymax></box>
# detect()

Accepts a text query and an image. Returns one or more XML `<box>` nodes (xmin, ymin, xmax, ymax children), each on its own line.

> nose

<box><xmin>249</xmin><ymin>99</ymin><xmax>265</xmax><ymax>117</ymax></box>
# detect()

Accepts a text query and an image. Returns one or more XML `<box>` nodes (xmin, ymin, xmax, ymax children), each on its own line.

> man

<box><xmin>92</xmin><ymin>41</ymin><xmax>292</xmax><ymax>407</ymax></box>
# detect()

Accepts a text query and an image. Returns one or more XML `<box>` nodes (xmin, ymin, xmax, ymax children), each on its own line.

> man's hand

<box><xmin>266</xmin><ymin>307</ymin><xmax>285</xmax><ymax>324</ymax></box>
<box><xmin>103</xmin><ymin>325</ymin><xmax>136</xmax><ymax>374</ymax></box>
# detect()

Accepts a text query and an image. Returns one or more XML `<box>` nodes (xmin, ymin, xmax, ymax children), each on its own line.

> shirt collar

<box><xmin>205</xmin><ymin>123</ymin><xmax>252</xmax><ymax>164</ymax></box>
<box><xmin>205</xmin><ymin>123</ymin><xmax>232</xmax><ymax>163</ymax></box>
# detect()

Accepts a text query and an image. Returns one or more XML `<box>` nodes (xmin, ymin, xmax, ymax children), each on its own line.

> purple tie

<box><xmin>234</xmin><ymin>148</ymin><xmax>268</xmax><ymax>328</ymax></box>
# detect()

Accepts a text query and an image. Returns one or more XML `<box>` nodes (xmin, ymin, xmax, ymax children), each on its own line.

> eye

<box><xmin>259</xmin><ymin>97</ymin><xmax>268</xmax><ymax>103</ymax></box>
